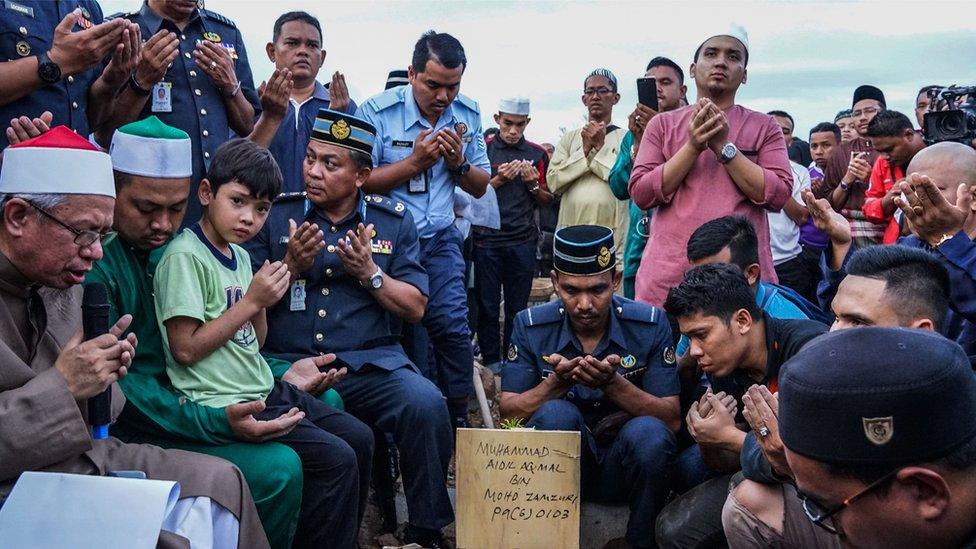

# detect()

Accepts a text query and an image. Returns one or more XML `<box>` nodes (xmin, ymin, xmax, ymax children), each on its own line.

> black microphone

<box><xmin>83</xmin><ymin>283</ymin><xmax>112</xmax><ymax>440</ymax></box>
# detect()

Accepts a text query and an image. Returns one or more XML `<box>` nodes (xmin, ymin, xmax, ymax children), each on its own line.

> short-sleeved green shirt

<box><xmin>155</xmin><ymin>225</ymin><xmax>273</xmax><ymax>407</ymax></box>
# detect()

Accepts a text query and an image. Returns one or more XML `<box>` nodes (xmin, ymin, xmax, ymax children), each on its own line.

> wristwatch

<box><xmin>126</xmin><ymin>73</ymin><xmax>152</xmax><ymax>96</ymax></box>
<box><xmin>36</xmin><ymin>51</ymin><xmax>62</xmax><ymax>84</ymax></box>
<box><xmin>361</xmin><ymin>267</ymin><xmax>383</xmax><ymax>290</ymax></box>
<box><xmin>839</xmin><ymin>181</ymin><xmax>851</xmax><ymax>191</ymax></box>
<box><xmin>452</xmin><ymin>160</ymin><xmax>471</xmax><ymax>179</ymax></box>
<box><xmin>718</xmin><ymin>142</ymin><xmax>738</xmax><ymax>164</ymax></box>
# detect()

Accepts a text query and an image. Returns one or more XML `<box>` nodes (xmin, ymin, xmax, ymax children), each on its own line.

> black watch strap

<box><xmin>36</xmin><ymin>51</ymin><xmax>62</xmax><ymax>84</ymax></box>
<box><xmin>126</xmin><ymin>74</ymin><xmax>152</xmax><ymax>96</ymax></box>
<box><xmin>452</xmin><ymin>160</ymin><xmax>471</xmax><ymax>178</ymax></box>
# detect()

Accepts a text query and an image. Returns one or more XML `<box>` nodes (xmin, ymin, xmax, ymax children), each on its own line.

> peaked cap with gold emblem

<box><xmin>311</xmin><ymin>108</ymin><xmax>376</xmax><ymax>156</ymax></box>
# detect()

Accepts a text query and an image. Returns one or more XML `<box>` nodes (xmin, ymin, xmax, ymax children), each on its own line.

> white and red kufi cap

<box><xmin>0</xmin><ymin>125</ymin><xmax>115</xmax><ymax>198</ymax></box>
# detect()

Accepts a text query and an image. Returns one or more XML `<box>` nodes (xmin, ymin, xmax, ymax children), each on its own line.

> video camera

<box><xmin>923</xmin><ymin>85</ymin><xmax>976</xmax><ymax>146</ymax></box>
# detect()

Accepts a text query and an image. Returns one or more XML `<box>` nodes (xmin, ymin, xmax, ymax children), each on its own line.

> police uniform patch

<box><xmin>203</xmin><ymin>31</ymin><xmax>221</xmax><ymax>42</ymax></box>
<box><xmin>331</xmin><ymin>119</ymin><xmax>351</xmax><ymax>140</ymax></box>
<box><xmin>15</xmin><ymin>41</ymin><xmax>30</xmax><ymax>57</ymax></box>
<box><xmin>507</xmin><ymin>343</ymin><xmax>518</xmax><ymax>361</ymax></box>
<box><xmin>454</xmin><ymin>122</ymin><xmax>468</xmax><ymax>136</ymax></box>
<box><xmin>597</xmin><ymin>246</ymin><xmax>611</xmax><ymax>268</ymax></box>
<box><xmin>621</xmin><ymin>354</ymin><xmax>636</xmax><ymax>368</ymax></box>
<box><xmin>663</xmin><ymin>346</ymin><xmax>676</xmax><ymax>365</ymax></box>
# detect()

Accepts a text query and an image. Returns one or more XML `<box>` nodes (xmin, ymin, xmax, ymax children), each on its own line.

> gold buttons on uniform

<box><xmin>321</xmin><ymin>287</ymin><xmax>330</xmax><ymax>296</ymax></box>
<box><xmin>325</xmin><ymin>268</ymin><xmax>333</xmax><ymax>276</ymax></box>
<box><xmin>327</xmin><ymin>244</ymin><xmax>335</xmax><ymax>253</ymax></box>
<box><xmin>318</xmin><ymin>309</ymin><xmax>327</xmax><ymax>318</ymax></box>
<box><xmin>314</xmin><ymin>333</ymin><xmax>323</xmax><ymax>342</ymax></box>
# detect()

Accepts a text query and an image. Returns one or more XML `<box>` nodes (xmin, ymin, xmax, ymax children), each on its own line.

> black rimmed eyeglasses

<box><xmin>794</xmin><ymin>467</ymin><xmax>901</xmax><ymax>534</ymax></box>
<box><xmin>28</xmin><ymin>201</ymin><xmax>115</xmax><ymax>248</ymax></box>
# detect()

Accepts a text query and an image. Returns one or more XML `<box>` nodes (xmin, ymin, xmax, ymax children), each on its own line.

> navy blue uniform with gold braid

<box><xmin>111</xmin><ymin>3</ymin><xmax>260</xmax><ymax>225</ymax></box>
<box><xmin>0</xmin><ymin>0</ymin><xmax>104</xmax><ymax>147</ymax></box>
<box><xmin>244</xmin><ymin>189</ymin><xmax>456</xmax><ymax>532</ymax></box>
<box><xmin>502</xmin><ymin>295</ymin><xmax>678</xmax><ymax>547</ymax></box>
<box><xmin>500</xmin><ymin>224</ymin><xmax>679</xmax><ymax>547</ymax></box>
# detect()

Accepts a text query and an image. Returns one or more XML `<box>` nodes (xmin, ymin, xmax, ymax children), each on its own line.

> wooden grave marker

<box><xmin>455</xmin><ymin>428</ymin><xmax>581</xmax><ymax>549</ymax></box>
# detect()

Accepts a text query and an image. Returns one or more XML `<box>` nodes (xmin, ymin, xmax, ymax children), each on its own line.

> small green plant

<box><xmin>499</xmin><ymin>417</ymin><xmax>527</xmax><ymax>430</ymax></box>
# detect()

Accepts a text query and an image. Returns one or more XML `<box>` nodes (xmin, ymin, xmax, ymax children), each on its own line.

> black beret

<box><xmin>311</xmin><ymin>108</ymin><xmax>376</xmax><ymax>157</ymax></box>
<box><xmin>779</xmin><ymin>327</ymin><xmax>976</xmax><ymax>465</ymax></box>
<box><xmin>852</xmin><ymin>85</ymin><xmax>886</xmax><ymax>109</ymax></box>
<box><xmin>553</xmin><ymin>225</ymin><xmax>616</xmax><ymax>275</ymax></box>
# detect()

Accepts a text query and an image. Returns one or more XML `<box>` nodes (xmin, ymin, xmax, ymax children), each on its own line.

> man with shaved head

<box><xmin>809</xmin><ymin>141</ymin><xmax>976</xmax><ymax>353</ymax></box>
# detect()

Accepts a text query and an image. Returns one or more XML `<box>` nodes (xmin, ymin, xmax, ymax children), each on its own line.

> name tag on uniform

<box><xmin>151</xmin><ymin>82</ymin><xmax>172</xmax><ymax>113</ymax></box>
<box><xmin>289</xmin><ymin>279</ymin><xmax>306</xmax><ymax>312</ymax></box>
<box><xmin>391</xmin><ymin>140</ymin><xmax>412</xmax><ymax>148</ymax></box>
<box><xmin>4</xmin><ymin>1</ymin><xmax>34</xmax><ymax>17</ymax></box>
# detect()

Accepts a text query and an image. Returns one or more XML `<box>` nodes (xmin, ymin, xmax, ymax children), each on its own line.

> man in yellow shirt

<box><xmin>548</xmin><ymin>68</ymin><xmax>628</xmax><ymax>263</ymax></box>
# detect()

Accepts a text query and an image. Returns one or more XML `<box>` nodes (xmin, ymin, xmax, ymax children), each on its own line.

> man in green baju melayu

<box><xmin>85</xmin><ymin>116</ymin><xmax>344</xmax><ymax>548</ymax></box>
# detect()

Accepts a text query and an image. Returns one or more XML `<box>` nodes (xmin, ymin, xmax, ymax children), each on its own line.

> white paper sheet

<box><xmin>0</xmin><ymin>471</ymin><xmax>180</xmax><ymax>549</ymax></box>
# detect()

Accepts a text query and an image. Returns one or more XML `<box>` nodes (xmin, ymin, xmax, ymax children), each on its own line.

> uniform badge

<box><xmin>394</xmin><ymin>202</ymin><xmax>405</xmax><ymax>212</ymax></box>
<box><xmin>454</xmin><ymin>122</ymin><xmax>468</xmax><ymax>136</ymax></box>
<box><xmin>76</xmin><ymin>9</ymin><xmax>93</xmax><ymax>29</ymax></box>
<box><xmin>330</xmin><ymin>119</ymin><xmax>351</xmax><ymax>140</ymax></box>
<box><xmin>621</xmin><ymin>354</ymin><xmax>637</xmax><ymax>368</ymax></box>
<box><xmin>203</xmin><ymin>32</ymin><xmax>221</xmax><ymax>42</ymax></box>
<box><xmin>15</xmin><ymin>41</ymin><xmax>30</xmax><ymax>57</ymax></box>
<box><xmin>370</xmin><ymin>239</ymin><xmax>393</xmax><ymax>255</ymax></box>
<box><xmin>597</xmin><ymin>246</ymin><xmax>611</xmax><ymax>268</ymax></box>
<box><xmin>862</xmin><ymin>417</ymin><xmax>894</xmax><ymax>446</ymax></box>
<box><xmin>663</xmin><ymin>346</ymin><xmax>676</xmax><ymax>365</ymax></box>
<box><xmin>220</xmin><ymin>43</ymin><xmax>239</xmax><ymax>59</ymax></box>
<box><xmin>507</xmin><ymin>343</ymin><xmax>518</xmax><ymax>361</ymax></box>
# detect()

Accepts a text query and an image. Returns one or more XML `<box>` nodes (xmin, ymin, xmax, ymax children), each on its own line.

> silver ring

<box><xmin>758</xmin><ymin>426</ymin><xmax>770</xmax><ymax>438</ymax></box>
<box><xmin>210</xmin><ymin>61</ymin><xmax>217</xmax><ymax>69</ymax></box>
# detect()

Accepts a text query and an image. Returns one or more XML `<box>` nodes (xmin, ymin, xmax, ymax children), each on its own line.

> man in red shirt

<box><xmin>862</xmin><ymin>110</ymin><xmax>926</xmax><ymax>243</ymax></box>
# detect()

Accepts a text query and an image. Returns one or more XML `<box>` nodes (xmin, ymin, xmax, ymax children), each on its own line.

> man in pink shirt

<box><xmin>628</xmin><ymin>24</ymin><xmax>793</xmax><ymax>307</ymax></box>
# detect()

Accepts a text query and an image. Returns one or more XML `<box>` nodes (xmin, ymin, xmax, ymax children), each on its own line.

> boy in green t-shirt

<box><xmin>154</xmin><ymin>138</ymin><xmax>373</xmax><ymax>549</ymax></box>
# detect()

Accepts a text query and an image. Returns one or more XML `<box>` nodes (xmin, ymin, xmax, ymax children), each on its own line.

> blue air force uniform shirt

<box><xmin>356</xmin><ymin>85</ymin><xmax>490</xmax><ymax>239</ymax></box>
<box><xmin>244</xmin><ymin>191</ymin><xmax>428</xmax><ymax>371</ymax></box>
<box><xmin>267</xmin><ymin>81</ymin><xmax>357</xmax><ymax>194</ymax></box>
<box><xmin>501</xmin><ymin>296</ymin><xmax>679</xmax><ymax>427</ymax></box>
<box><xmin>0</xmin><ymin>0</ymin><xmax>104</xmax><ymax>147</ymax></box>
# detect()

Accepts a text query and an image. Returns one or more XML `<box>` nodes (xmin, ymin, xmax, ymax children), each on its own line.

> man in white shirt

<box><xmin>768</xmin><ymin>161</ymin><xmax>812</xmax><ymax>296</ymax></box>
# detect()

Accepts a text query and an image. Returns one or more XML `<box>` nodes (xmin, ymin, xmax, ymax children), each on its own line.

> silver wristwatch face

<box><xmin>721</xmin><ymin>143</ymin><xmax>737</xmax><ymax>161</ymax></box>
<box><xmin>370</xmin><ymin>272</ymin><xmax>383</xmax><ymax>289</ymax></box>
